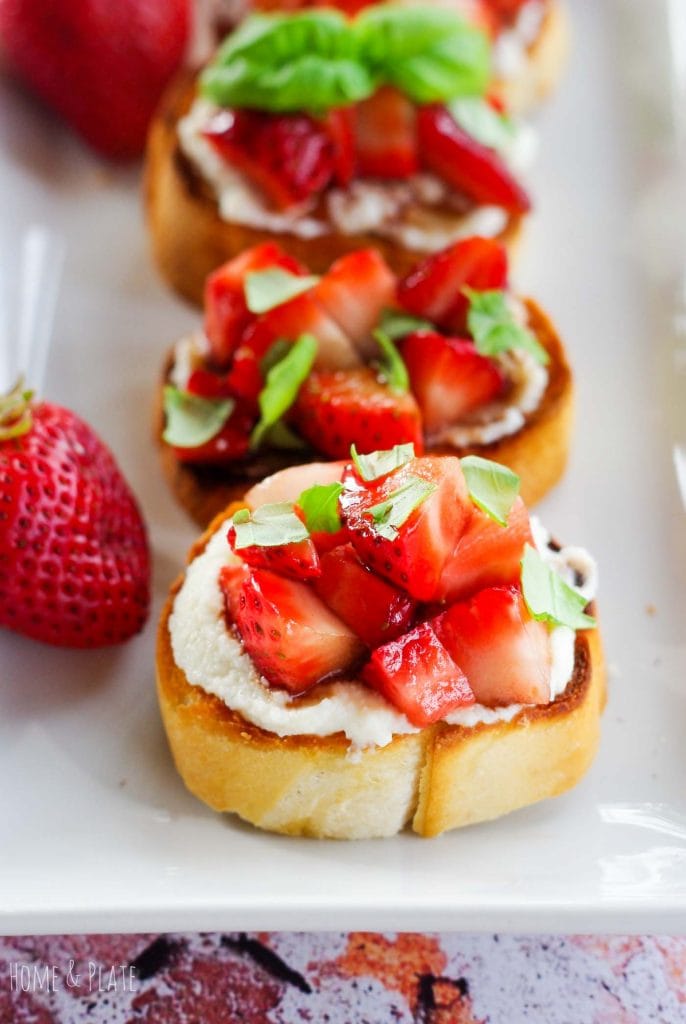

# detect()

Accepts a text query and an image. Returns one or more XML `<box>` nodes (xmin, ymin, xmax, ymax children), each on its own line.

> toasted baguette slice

<box><xmin>156</xmin><ymin>505</ymin><xmax>604</xmax><ymax>839</ymax></box>
<box><xmin>155</xmin><ymin>298</ymin><xmax>572</xmax><ymax>527</ymax></box>
<box><xmin>144</xmin><ymin>71</ymin><xmax>525</xmax><ymax>308</ymax></box>
<box><xmin>498</xmin><ymin>1</ymin><xmax>571</xmax><ymax>114</ymax></box>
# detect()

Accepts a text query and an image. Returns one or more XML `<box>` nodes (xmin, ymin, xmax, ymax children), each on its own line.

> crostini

<box><xmin>156</xmin><ymin>237</ymin><xmax>572</xmax><ymax>525</ymax></box>
<box><xmin>157</xmin><ymin>451</ymin><xmax>603</xmax><ymax>838</ymax></box>
<box><xmin>146</xmin><ymin>4</ymin><xmax>537</xmax><ymax>305</ymax></box>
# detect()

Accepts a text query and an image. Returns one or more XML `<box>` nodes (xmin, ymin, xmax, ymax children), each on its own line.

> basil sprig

<box><xmin>231</xmin><ymin>502</ymin><xmax>309</xmax><ymax>549</ymax></box>
<box><xmin>351</xmin><ymin>442</ymin><xmax>415</xmax><ymax>482</ymax></box>
<box><xmin>461</xmin><ymin>455</ymin><xmax>520</xmax><ymax>526</ymax></box>
<box><xmin>245</xmin><ymin>268</ymin><xmax>320</xmax><ymax>314</ymax></box>
<box><xmin>365</xmin><ymin>476</ymin><xmax>436</xmax><ymax>540</ymax></box>
<box><xmin>297</xmin><ymin>482</ymin><xmax>344</xmax><ymax>533</ymax></box>
<box><xmin>200</xmin><ymin>5</ymin><xmax>490</xmax><ymax>115</ymax></box>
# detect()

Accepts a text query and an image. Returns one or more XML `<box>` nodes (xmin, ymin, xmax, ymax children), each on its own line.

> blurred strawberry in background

<box><xmin>0</xmin><ymin>0</ymin><xmax>191</xmax><ymax>158</ymax></box>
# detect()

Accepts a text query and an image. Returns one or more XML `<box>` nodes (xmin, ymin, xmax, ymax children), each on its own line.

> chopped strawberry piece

<box><xmin>362</xmin><ymin>621</ymin><xmax>474</xmax><ymax>727</ymax></box>
<box><xmin>339</xmin><ymin>455</ymin><xmax>471</xmax><ymax>600</ymax></box>
<box><xmin>293</xmin><ymin>368</ymin><xmax>424</xmax><ymax>460</ymax></box>
<box><xmin>402</xmin><ymin>331</ymin><xmax>505</xmax><ymax>432</ymax></box>
<box><xmin>437</xmin><ymin>497</ymin><xmax>533</xmax><ymax>603</ymax></box>
<box><xmin>204</xmin><ymin>242</ymin><xmax>306</xmax><ymax>367</ymax></box>
<box><xmin>260</xmin><ymin>291</ymin><xmax>360</xmax><ymax>370</ymax></box>
<box><xmin>433</xmin><ymin>585</ymin><xmax>552</xmax><ymax>705</ymax></box>
<box><xmin>228</xmin><ymin>526</ymin><xmax>321</xmax><ymax>581</ymax></box>
<box><xmin>204</xmin><ymin>108</ymin><xmax>336</xmax><ymax>210</ymax></box>
<box><xmin>397</xmin><ymin>236</ymin><xmax>508</xmax><ymax>334</ymax></box>
<box><xmin>222</xmin><ymin>566</ymin><xmax>364</xmax><ymax>694</ymax></box>
<box><xmin>171</xmin><ymin>401</ymin><xmax>255</xmax><ymax>464</ymax></box>
<box><xmin>313</xmin><ymin>249</ymin><xmax>396</xmax><ymax>359</ymax></box>
<box><xmin>323</xmin><ymin>107</ymin><xmax>356</xmax><ymax>186</ymax></box>
<box><xmin>186</xmin><ymin>368</ymin><xmax>233</xmax><ymax>399</ymax></box>
<box><xmin>417</xmin><ymin>105</ymin><xmax>531</xmax><ymax>214</ymax></box>
<box><xmin>313</xmin><ymin>544</ymin><xmax>416</xmax><ymax>647</ymax></box>
<box><xmin>354</xmin><ymin>86</ymin><xmax>419</xmax><ymax>179</ymax></box>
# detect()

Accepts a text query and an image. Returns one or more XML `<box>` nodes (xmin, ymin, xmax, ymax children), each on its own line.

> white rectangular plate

<box><xmin>2</xmin><ymin>0</ymin><xmax>686</xmax><ymax>934</ymax></box>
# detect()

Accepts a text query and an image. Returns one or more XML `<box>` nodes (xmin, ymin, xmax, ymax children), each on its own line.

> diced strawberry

<box><xmin>262</xmin><ymin>291</ymin><xmax>360</xmax><ymax>370</ymax></box>
<box><xmin>313</xmin><ymin>249</ymin><xmax>396</xmax><ymax>360</ymax></box>
<box><xmin>186</xmin><ymin>368</ymin><xmax>233</xmax><ymax>399</ymax></box>
<box><xmin>204</xmin><ymin>242</ymin><xmax>306</xmax><ymax>367</ymax></box>
<box><xmin>293</xmin><ymin>368</ymin><xmax>424</xmax><ymax>459</ymax></box>
<box><xmin>323</xmin><ymin>107</ymin><xmax>356</xmax><ymax>187</ymax></box>
<box><xmin>402</xmin><ymin>331</ymin><xmax>505</xmax><ymax>432</ymax></box>
<box><xmin>223</xmin><ymin>566</ymin><xmax>365</xmax><ymax>693</ymax></box>
<box><xmin>204</xmin><ymin>108</ymin><xmax>336</xmax><ymax>210</ymax></box>
<box><xmin>417</xmin><ymin>105</ymin><xmax>531</xmax><ymax>214</ymax></box>
<box><xmin>433</xmin><ymin>585</ymin><xmax>552</xmax><ymax>705</ymax></box>
<box><xmin>354</xmin><ymin>86</ymin><xmax>419</xmax><ymax>179</ymax></box>
<box><xmin>397</xmin><ymin>236</ymin><xmax>508</xmax><ymax>334</ymax></box>
<box><xmin>339</xmin><ymin>455</ymin><xmax>472</xmax><ymax>600</ymax></box>
<box><xmin>228</xmin><ymin>526</ymin><xmax>321</xmax><ymax>581</ymax></box>
<box><xmin>362</xmin><ymin>621</ymin><xmax>474</xmax><ymax>727</ymax></box>
<box><xmin>171</xmin><ymin>401</ymin><xmax>255</xmax><ymax>464</ymax></box>
<box><xmin>245</xmin><ymin>461</ymin><xmax>346</xmax><ymax>509</ymax></box>
<box><xmin>313</xmin><ymin>544</ymin><xmax>416</xmax><ymax>647</ymax></box>
<box><xmin>437</xmin><ymin>497</ymin><xmax>533</xmax><ymax>603</ymax></box>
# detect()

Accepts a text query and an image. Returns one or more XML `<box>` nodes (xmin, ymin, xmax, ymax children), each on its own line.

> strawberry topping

<box><xmin>402</xmin><ymin>331</ymin><xmax>506</xmax><ymax>432</ymax></box>
<box><xmin>362</xmin><ymin>621</ymin><xmax>474</xmax><ymax>727</ymax></box>
<box><xmin>203</xmin><ymin>108</ymin><xmax>337</xmax><ymax>210</ymax></box>
<box><xmin>354</xmin><ymin>86</ymin><xmax>419</xmax><ymax>179</ymax></box>
<box><xmin>293</xmin><ymin>368</ymin><xmax>424</xmax><ymax>459</ymax></box>
<box><xmin>417</xmin><ymin>104</ymin><xmax>531</xmax><ymax>214</ymax></box>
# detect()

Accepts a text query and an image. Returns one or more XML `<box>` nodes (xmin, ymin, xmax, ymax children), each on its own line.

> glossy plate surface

<box><xmin>1</xmin><ymin>0</ymin><xmax>686</xmax><ymax>933</ymax></box>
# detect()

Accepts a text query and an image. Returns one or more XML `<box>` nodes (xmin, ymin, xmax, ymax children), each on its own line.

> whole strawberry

<box><xmin>0</xmin><ymin>384</ymin><xmax>150</xmax><ymax>647</ymax></box>
<box><xmin>0</xmin><ymin>0</ymin><xmax>191</xmax><ymax>159</ymax></box>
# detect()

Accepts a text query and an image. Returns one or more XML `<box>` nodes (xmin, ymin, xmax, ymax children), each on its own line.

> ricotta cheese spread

<box><xmin>169</xmin><ymin>511</ymin><xmax>598</xmax><ymax>750</ymax></box>
<box><xmin>178</xmin><ymin>99</ymin><xmax>525</xmax><ymax>252</ymax></box>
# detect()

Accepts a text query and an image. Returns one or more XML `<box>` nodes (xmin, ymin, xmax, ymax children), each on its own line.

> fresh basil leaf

<box><xmin>465</xmin><ymin>288</ymin><xmax>549</xmax><ymax>365</ymax></box>
<box><xmin>377</xmin><ymin>308</ymin><xmax>434</xmax><ymax>341</ymax></box>
<box><xmin>373</xmin><ymin>329</ymin><xmax>409</xmax><ymax>393</ymax></box>
<box><xmin>521</xmin><ymin>545</ymin><xmax>596</xmax><ymax>630</ymax></box>
<box><xmin>297</xmin><ymin>482</ymin><xmax>344</xmax><ymax>533</ymax></box>
<box><xmin>231</xmin><ymin>501</ymin><xmax>309</xmax><ymax>549</ymax></box>
<box><xmin>353</xmin><ymin>6</ymin><xmax>490</xmax><ymax>100</ymax></box>
<box><xmin>214</xmin><ymin>10</ymin><xmax>353</xmax><ymax>66</ymax></box>
<box><xmin>448</xmin><ymin>97</ymin><xmax>514</xmax><ymax>153</ymax></box>
<box><xmin>351</xmin><ymin>442</ymin><xmax>415</xmax><ymax>482</ymax></box>
<box><xmin>365</xmin><ymin>475</ymin><xmax>436</xmax><ymax>540</ymax></box>
<box><xmin>251</xmin><ymin>333</ymin><xmax>318</xmax><ymax>449</ymax></box>
<box><xmin>245</xmin><ymin>268</ymin><xmax>320</xmax><ymax>314</ymax></box>
<box><xmin>461</xmin><ymin>455</ymin><xmax>520</xmax><ymax>526</ymax></box>
<box><xmin>260</xmin><ymin>339</ymin><xmax>291</xmax><ymax>377</ymax></box>
<box><xmin>162</xmin><ymin>386</ymin><xmax>234</xmax><ymax>448</ymax></box>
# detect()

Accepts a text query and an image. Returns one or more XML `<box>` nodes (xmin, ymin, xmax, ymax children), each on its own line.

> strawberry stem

<box><xmin>0</xmin><ymin>377</ymin><xmax>34</xmax><ymax>440</ymax></box>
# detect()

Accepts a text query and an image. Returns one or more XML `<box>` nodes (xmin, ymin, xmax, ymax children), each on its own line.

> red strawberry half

<box><xmin>402</xmin><ymin>331</ymin><xmax>506</xmax><ymax>432</ymax></box>
<box><xmin>221</xmin><ymin>565</ymin><xmax>364</xmax><ymax>693</ymax></box>
<box><xmin>293</xmin><ymin>368</ymin><xmax>423</xmax><ymax>459</ymax></box>
<box><xmin>227</xmin><ymin>525</ymin><xmax>321</xmax><ymax>581</ymax></box>
<box><xmin>0</xmin><ymin>398</ymin><xmax>150</xmax><ymax>648</ymax></box>
<box><xmin>313</xmin><ymin>249</ymin><xmax>396</xmax><ymax>359</ymax></box>
<box><xmin>433</xmin><ymin>585</ymin><xmax>551</xmax><ymax>705</ymax></box>
<box><xmin>354</xmin><ymin>86</ymin><xmax>419</xmax><ymax>179</ymax></box>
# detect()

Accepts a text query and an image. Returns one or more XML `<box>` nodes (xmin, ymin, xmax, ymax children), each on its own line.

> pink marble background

<box><xmin>2</xmin><ymin>933</ymin><xmax>686</xmax><ymax>1022</ymax></box>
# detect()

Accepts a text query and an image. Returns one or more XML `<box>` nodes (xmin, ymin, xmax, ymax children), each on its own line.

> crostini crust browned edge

<box><xmin>498</xmin><ymin>1</ymin><xmax>571</xmax><ymax>114</ymax></box>
<box><xmin>144</xmin><ymin>70</ymin><xmax>524</xmax><ymax>308</ymax></box>
<box><xmin>154</xmin><ymin>297</ymin><xmax>572</xmax><ymax>527</ymax></box>
<box><xmin>156</xmin><ymin>503</ymin><xmax>605</xmax><ymax>839</ymax></box>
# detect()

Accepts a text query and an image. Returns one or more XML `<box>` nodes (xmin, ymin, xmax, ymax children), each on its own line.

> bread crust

<box><xmin>155</xmin><ymin>297</ymin><xmax>572</xmax><ymax>527</ymax></box>
<box><xmin>144</xmin><ymin>71</ymin><xmax>524</xmax><ymax>308</ymax></box>
<box><xmin>156</xmin><ymin>506</ymin><xmax>604</xmax><ymax>839</ymax></box>
<box><xmin>498</xmin><ymin>1</ymin><xmax>571</xmax><ymax>114</ymax></box>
